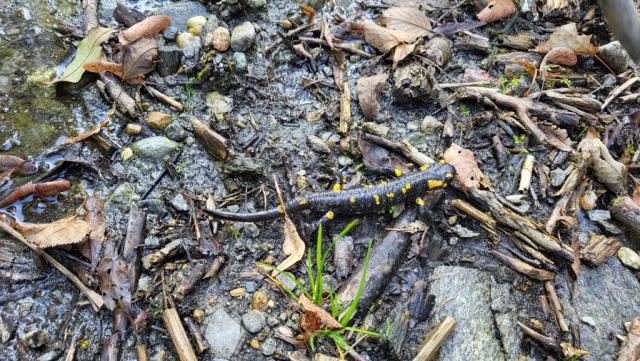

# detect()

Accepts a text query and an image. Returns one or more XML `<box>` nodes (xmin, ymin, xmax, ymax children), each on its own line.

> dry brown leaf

<box><xmin>543</xmin><ymin>47</ymin><xmax>577</xmax><ymax>66</ymax></box>
<box><xmin>392</xmin><ymin>41</ymin><xmax>417</xmax><ymax>68</ymax></box>
<box><xmin>14</xmin><ymin>216</ymin><xmax>92</xmax><ymax>248</ymax></box>
<box><xmin>577</xmin><ymin>129</ymin><xmax>627</xmax><ymax>194</ymax></box>
<box><xmin>122</xmin><ymin>37</ymin><xmax>158</xmax><ymax>80</ymax></box>
<box><xmin>97</xmin><ymin>251</ymin><xmax>132</xmax><ymax>311</ymax></box>
<box><xmin>539</xmin><ymin>124</ymin><xmax>574</xmax><ymax>152</ymax></box>
<box><xmin>82</xmin><ymin>197</ymin><xmax>106</xmax><ymax>271</ymax></box>
<box><xmin>83</xmin><ymin>61</ymin><xmax>124</xmax><ymax>78</ymax></box>
<box><xmin>618</xmin><ymin>317</ymin><xmax>640</xmax><ymax>361</ymax></box>
<box><xmin>292</xmin><ymin>43</ymin><xmax>314</xmax><ymax>61</ymax></box>
<box><xmin>0</xmin><ymin>155</ymin><xmax>36</xmax><ymax>182</ymax></box>
<box><xmin>63</xmin><ymin>112</ymin><xmax>111</xmax><ymax>146</ymax></box>
<box><xmin>300</xmin><ymin>4</ymin><xmax>316</xmax><ymax>24</ymax></box>
<box><xmin>357</xmin><ymin>73</ymin><xmax>388</xmax><ymax>120</ymax></box>
<box><xmin>299</xmin><ymin>294</ymin><xmax>342</xmax><ymax>343</ymax></box>
<box><xmin>0</xmin><ymin>180</ymin><xmax>71</xmax><ymax>208</ymax></box>
<box><xmin>463</xmin><ymin>68</ymin><xmax>498</xmax><ymax>84</ymax></box>
<box><xmin>272</xmin><ymin>176</ymin><xmax>305</xmax><ymax>275</ymax></box>
<box><xmin>477</xmin><ymin>0</ymin><xmax>516</xmax><ymax>23</ymax></box>
<box><xmin>321</xmin><ymin>14</ymin><xmax>334</xmax><ymax>48</ymax></box>
<box><xmin>443</xmin><ymin>143</ymin><xmax>490</xmax><ymax>193</ymax></box>
<box><xmin>358</xmin><ymin>137</ymin><xmax>409</xmax><ymax>175</ymax></box>
<box><xmin>379</xmin><ymin>7</ymin><xmax>432</xmax><ymax>42</ymax></box>
<box><xmin>119</xmin><ymin>15</ymin><xmax>171</xmax><ymax>45</ymax></box>
<box><xmin>363</xmin><ymin>20</ymin><xmax>412</xmax><ymax>54</ymax></box>
<box><xmin>535</xmin><ymin>23</ymin><xmax>597</xmax><ymax>55</ymax></box>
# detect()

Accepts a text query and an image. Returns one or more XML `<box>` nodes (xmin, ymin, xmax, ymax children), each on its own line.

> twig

<box><xmin>544</xmin><ymin>281</ymin><xmax>568</xmax><ymax>332</ymax></box>
<box><xmin>518</xmin><ymin>155</ymin><xmax>535</xmax><ymax>194</ymax></box>
<box><xmin>265</xmin><ymin>23</ymin><xmax>316</xmax><ymax>53</ymax></box>
<box><xmin>0</xmin><ymin>221</ymin><xmax>104</xmax><ymax>311</ymax></box>
<box><xmin>98</xmin><ymin>74</ymin><xmax>138</xmax><ymax>117</ymax></box>
<box><xmin>491</xmin><ymin>250</ymin><xmax>554</xmax><ymax>281</ymax></box>
<box><xmin>517</xmin><ymin>321</ymin><xmax>558</xmax><ymax>347</ymax></box>
<box><xmin>338</xmin><ymin>82</ymin><xmax>351</xmax><ymax>135</ymax></box>
<box><xmin>145</xmin><ymin>86</ymin><xmax>184</xmax><ymax>112</ymax></box>
<box><xmin>163</xmin><ymin>305</ymin><xmax>198</xmax><ymax>361</ymax></box>
<box><xmin>601</xmin><ymin>76</ymin><xmax>639</xmax><ymax>110</ymax></box>
<box><xmin>297</xmin><ymin>37</ymin><xmax>373</xmax><ymax>58</ymax></box>
<box><xmin>412</xmin><ymin>316</ymin><xmax>457</xmax><ymax>361</ymax></box>
<box><xmin>82</xmin><ymin>0</ymin><xmax>99</xmax><ymax>33</ymax></box>
<box><xmin>438</xmin><ymin>81</ymin><xmax>495</xmax><ymax>89</ymax></box>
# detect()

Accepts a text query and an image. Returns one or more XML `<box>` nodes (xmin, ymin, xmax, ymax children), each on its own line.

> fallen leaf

<box><xmin>13</xmin><ymin>215</ymin><xmax>92</xmax><ymax>248</ymax></box>
<box><xmin>363</xmin><ymin>20</ymin><xmax>411</xmax><ymax>54</ymax></box>
<box><xmin>358</xmin><ymin>137</ymin><xmax>409</xmax><ymax>175</ymax></box>
<box><xmin>577</xmin><ymin>129</ymin><xmax>627</xmax><ymax>194</ymax></box>
<box><xmin>119</xmin><ymin>15</ymin><xmax>171</xmax><ymax>45</ymax></box>
<box><xmin>357</xmin><ymin>73</ymin><xmax>388</xmax><ymax>120</ymax></box>
<box><xmin>379</xmin><ymin>7</ymin><xmax>432</xmax><ymax>42</ymax></box>
<box><xmin>617</xmin><ymin>317</ymin><xmax>640</xmax><ymax>361</ymax></box>
<box><xmin>97</xmin><ymin>251</ymin><xmax>132</xmax><ymax>311</ymax></box>
<box><xmin>321</xmin><ymin>14</ymin><xmax>334</xmax><ymax>48</ymax></box>
<box><xmin>392</xmin><ymin>41</ymin><xmax>417</xmax><ymax>68</ymax></box>
<box><xmin>122</xmin><ymin>37</ymin><xmax>158</xmax><ymax>80</ymax></box>
<box><xmin>433</xmin><ymin>20</ymin><xmax>483</xmax><ymax>36</ymax></box>
<box><xmin>299</xmin><ymin>294</ymin><xmax>342</xmax><ymax>331</ymax></box>
<box><xmin>535</xmin><ymin>23</ymin><xmax>597</xmax><ymax>55</ymax></box>
<box><xmin>63</xmin><ymin>111</ymin><xmax>111</xmax><ymax>146</ymax></box>
<box><xmin>542</xmin><ymin>47</ymin><xmax>577</xmax><ymax>66</ymax></box>
<box><xmin>272</xmin><ymin>176</ymin><xmax>305</xmax><ymax>275</ymax></box>
<box><xmin>477</xmin><ymin>0</ymin><xmax>516</xmax><ymax>23</ymax></box>
<box><xmin>300</xmin><ymin>4</ymin><xmax>316</xmax><ymax>24</ymax></box>
<box><xmin>53</xmin><ymin>27</ymin><xmax>116</xmax><ymax>84</ymax></box>
<box><xmin>0</xmin><ymin>155</ymin><xmax>36</xmax><ymax>183</ymax></box>
<box><xmin>539</xmin><ymin>124</ymin><xmax>573</xmax><ymax>152</ymax></box>
<box><xmin>463</xmin><ymin>68</ymin><xmax>498</xmax><ymax>84</ymax></box>
<box><xmin>82</xmin><ymin>61</ymin><xmax>123</xmax><ymax>78</ymax></box>
<box><xmin>82</xmin><ymin>197</ymin><xmax>106</xmax><ymax>271</ymax></box>
<box><xmin>443</xmin><ymin>143</ymin><xmax>490</xmax><ymax>192</ymax></box>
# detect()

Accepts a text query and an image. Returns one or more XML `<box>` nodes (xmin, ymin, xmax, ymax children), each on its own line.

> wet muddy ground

<box><xmin>2</xmin><ymin>0</ymin><xmax>640</xmax><ymax>360</ymax></box>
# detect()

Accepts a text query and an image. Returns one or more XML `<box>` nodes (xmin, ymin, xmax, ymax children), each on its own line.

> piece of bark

<box><xmin>412</xmin><ymin>316</ymin><xmax>457</xmax><ymax>361</ymax></box>
<box><xmin>156</xmin><ymin>46</ymin><xmax>182</xmax><ymax>77</ymax></box>
<box><xmin>455</xmin><ymin>30</ymin><xmax>490</xmax><ymax>52</ymax></box>
<box><xmin>142</xmin><ymin>239</ymin><xmax>182</xmax><ymax>269</ymax></box>
<box><xmin>338</xmin><ymin>208</ymin><xmax>416</xmax><ymax>309</ymax></box>
<box><xmin>203</xmin><ymin>256</ymin><xmax>225</xmax><ymax>279</ymax></box>
<box><xmin>113</xmin><ymin>3</ymin><xmax>146</xmax><ymax>27</ymax></box>
<box><xmin>82</xmin><ymin>0</ymin><xmax>99</xmax><ymax>33</ymax></box>
<box><xmin>98</xmin><ymin>74</ymin><xmax>137</xmax><ymax>117</ymax></box>
<box><xmin>123</xmin><ymin>202</ymin><xmax>146</xmax><ymax>290</ymax></box>
<box><xmin>173</xmin><ymin>260</ymin><xmax>208</xmax><ymax>301</ymax></box>
<box><xmin>339</xmin><ymin>82</ymin><xmax>351</xmax><ymax>135</ymax></box>
<box><xmin>544</xmin><ymin>281</ymin><xmax>568</xmax><ymax>332</ymax></box>
<box><xmin>191</xmin><ymin>117</ymin><xmax>229</xmax><ymax>160</ymax></box>
<box><xmin>580</xmin><ymin>234</ymin><xmax>622</xmax><ymax>266</ymax></box>
<box><xmin>610</xmin><ymin>196</ymin><xmax>640</xmax><ymax>244</ymax></box>
<box><xmin>184</xmin><ymin>317</ymin><xmax>209</xmax><ymax>353</ymax></box>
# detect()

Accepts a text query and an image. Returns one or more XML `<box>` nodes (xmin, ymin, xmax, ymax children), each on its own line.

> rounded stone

<box><xmin>251</xmin><ymin>290</ymin><xmax>269</xmax><ymax>310</ymax></box>
<box><xmin>230</xmin><ymin>22</ymin><xmax>256</xmax><ymax>52</ymax></box>
<box><xmin>618</xmin><ymin>247</ymin><xmax>640</xmax><ymax>270</ymax></box>
<box><xmin>211</xmin><ymin>27</ymin><xmax>230</xmax><ymax>52</ymax></box>
<box><xmin>186</xmin><ymin>16</ymin><xmax>207</xmax><ymax>35</ymax></box>
<box><xmin>147</xmin><ymin>112</ymin><xmax>172</xmax><ymax>130</ymax></box>
<box><xmin>242</xmin><ymin>310</ymin><xmax>266</xmax><ymax>333</ymax></box>
<box><xmin>421</xmin><ymin>115</ymin><xmax>443</xmax><ymax>133</ymax></box>
<box><xmin>126</xmin><ymin>123</ymin><xmax>143</xmax><ymax>135</ymax></box>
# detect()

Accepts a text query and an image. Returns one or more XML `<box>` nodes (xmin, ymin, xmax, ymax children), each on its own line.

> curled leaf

<box><xmin>118</xmin><ymin>15</ymin><xmax>171</xmax><ymax>45</ymax></box>
<box><xmin>443</xmin><ymin>143</ymin><xmax>490</xmax><ymax>192</ymax></box>
<box><xmin>358</xmin><ymin>137</ymin><xmax>409</xmax><ymax>175</ymax></box>
<box><xmin>121</xmin><ymin>37</ymin><xmax>158</xmax><ymax>80</ymax></box>
<box><xmin>363</xmin><ymin>20</ymin><xmax>413</xmax><ymax>54</ymax></box>
<box><xmin>577</xmin><ymin>129</ymin><xmax>627</xmax><ymax>194</ymax></box>
<box><xmin>477</xmin><ymin>0</ymin><xmax>516</xmax><ymax>23</ymax></box>
<box><xmin>83</xmin><ymin>61</ymin><xmax>123</xmax><ymax>78</ymax></box>
<box><xmin>357</xmin><ymin>73</ymin><xmax>388</xmax><ymax>120</ymax></box>
<box><xmin>53</xmin><ymin>27</ymin><xmax>116</xmax><ymax>84</ymax></box>
<box><xmin>539</xmin><ymin>124</ymin><xmax>574</xmax><ymax>152</ymax></box>
<box><xmin>272</xmin><ymin>176</ymin><xmax>305</xmax><ymax>275</ymax></box>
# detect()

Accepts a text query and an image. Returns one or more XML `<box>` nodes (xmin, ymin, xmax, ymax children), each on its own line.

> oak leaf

<box><xmin>443</xmin><ymin>143</ymin><xmax>490</xmax><ymax>192</ymax></box>
<box><xmin>13</xmin><ymin>216</ymin><xmax>92</xmax><ymax>248</ymax></box>
<box><xmin>379</xmin><ymin>7</ymin><xmax>431</xmax><ymax>42</ymax></box>
<box><xmin>122</xmin><ymin>37</ymin><xmax>158</xmax><ymax>80</ymax></box>
<box><xmin>535</xmin><ymin>23</ymin><xmax>597</xmax><ymax>55</ymax></box>
<box><xmin>477</xmin><ymin>0</ymin><xmax>516</xmax><ymax>23</ymax></box>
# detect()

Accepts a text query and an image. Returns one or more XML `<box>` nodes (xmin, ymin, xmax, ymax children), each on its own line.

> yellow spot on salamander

<box><xmin>326</xmin><ymin>211</ymin><xmax>335</xmax><ymax>220</ymax></box>
<box><xmin>394</xmin><ymin>168</ymin><xmax>402</xmax><ymax>177</ymax></box>
<box><xmin>419</xmin><ymin>164</ymin><xmax>430</xmax><ymax>171</ymax></box>
<box><xmin>428</xmin><ymin>180</ymin><xmax>445</xmax><ymax>189</ymax></box>
<box><xmin>445</xmin><ymin>172</ymin><xmax>454</xmax><ymax>180</ymax></box>
<box><xmin>278</xmin><ymin>205</ymin><xmax>285</xmax><ymax>214</ymax></box>
<box><xmin>415</xmin><ymin>198</ymin><xmax>425</xmax><ymax>206</ymax></box>
<box><xmin>373</xmin><ymin>194</ymin><xmax>381</xmax><ymax>205</ymax></box>
<box><xmin>386</xmin><ymin>192</ymin><xmax>395</xmax><ymax>198</ymax></box>
<box><xmin>350</xmin><ymin>196</ymin><xmax>356</xmax><ymax>204</ymax></box>
<box><xmin>332</xmin><ymin>183</ymin><xmax>342</xmax><ymax>192</ymax></box>
<box><xmin>439</xmin><ymin>159</ymin><xmax>446</xmax><ymax>165</ymax></box>
<box><xmin>297</xmin><ymin>198</ymin><xmax>308</xmax><ymax>205</ymax></box>
<box><xmin>405</xmin><ymin>183</ymin><xmax>411</xmax><ymax>190</ymax></box>
<box><xmin>401</xmin><ymin>187</ymin><xmax>407</xmax><ymax>194</ymax></box>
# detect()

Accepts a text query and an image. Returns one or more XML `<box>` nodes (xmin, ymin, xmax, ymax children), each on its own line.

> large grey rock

<box><xmin>428</xmin><ymin>266</ymin><xmax>505</xmax><ymax>361</ymax></box>
<box><xmin>205</xmin><ymin>309</ymin><xmax>243</xmax><ymax>358</ymax></box>
<box><xmin>559</xmin><ymin>257</ymin><xmax>640</xmax><ymax>360</ymax></box>
<box><xmin>230</xmin><ymin>22</ymin><xmax>256</xmax><ymax>52</ymax></box>
<box><xmin>491</xmin><ymin>283</ymin><xmax>522</xmax><ymax>361</ymax></box>
<box><xmin>153</xmin><ymin>2</ymin><xmax>210</xmax><ymax>32</ymax></box>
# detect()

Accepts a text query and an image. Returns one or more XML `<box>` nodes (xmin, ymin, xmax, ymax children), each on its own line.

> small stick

<box><xmin>135</xmin><ymin>342</ymin><xmax>148</xmax><ymax>361</ymax></box>
<box><xmin>412</xmin><ymin>316</ymin><xmax>457</xmax><ymax>361</ymax></box>
<box><xmin>163</xmin><ymin>306</ymin><xmax>198</xmax><ymax>361</ymax></box>
<box><xmin>265</xmin><ymin>23</ymin><xmax>315</xmax><ymax>53</ymax></box>
<box><xmin>544</xmin><ymin>281</ymin><xmax>569</xmax><ymax>332</ymax></box>
<box><xmin>620</xmin><ymin>92</ymin><xmax>640</xmax><ymax>102</ymax></box>
<box><xmin>491</xmin><ymin>250</ymin><xmax>555</xmax><ymax>281</ymax></box>
<box><xmin>184</xmin><ymin>317</ymin><xmax>209</xmax><ymax>353</ymax></box>
<box><xmin>173</xmin><ymin>260</ymin><xmax>208</xmax><ymax>301</ymax></box>
<box><xmin>400</xmin><ymin>140</ymin><xmax>435</xmax><ymax>165</ymax></box>
<box><xmin>518</xmin><ymin>321</ymin><xmax>558</xmax><ymax>347</ymax></box>
<box><xmin>338</xmin><ymin>82</ymin><xmax>351</xmax><ymax>135</ymax></box>
<box><xmin>491</xmin><ymin>135</ymin><xmax>507</xmax><ymax>169</ymax></box>
<box><xmin>145</xmin><ymin>86</ymin><xmax>184</xmax><ymax>112</ymax></box>
<box><xmin>518</xmin><ymin>155</ymin><xmax>535</xmax><ymax>194</ymax></box>
<box><xmin>297</xmin><ymin>36</ymin><xmax>374</xmax><ymax>58</ymax></box>
<box><xmin>601</xmin><ymin>76</ymin><xmax>639</xmax><ymax>110</ymax></box>
<box><xmin>438</xmin><ymin>81</ymin><xmax>494</xmax><ymax>88</ymax></box>
<box><xmin>0</xmin><ymin>221</ymin><xmax>104</xmax><ymax>311</ymax></box>
<box><xmin>203</xmin><ymin>256</ymin><xmax>225</xmax><ymax>279</ymax></box>
<box><xmin>99</xmin><ymin>73</ymin><xmax>138</xmax><ymax>117</ymax></box>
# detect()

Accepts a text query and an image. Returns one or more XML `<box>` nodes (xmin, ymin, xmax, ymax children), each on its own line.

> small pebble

<box><xmin>587</xmin><ymin>210</ymin><xmax>611</xmax><ymax>222</ymax></box>
<box><xmin>242</xmin><ymin>310</ymin><xmax>266</xmax><ymax>333</ymax></box>
<box><xmin>230</xmin><ymin>288</ymin><xmax>246</xmax><ymax>298</ymax></box>
<box><xmin>618</xmin><ymin>247</ymin><xmax>640</xmax><ymax>270</ymax></box>
<box><xmin>249</xmin><ymin>339</ymin><xmax>260</xmax><ymax>349</ymax></box>
<box><xmin>362</xmin><ymin>122</ymin><xmax>389</xmax><ymax>137</ymax></box>
<box><xmin>245</xmin><ymin>281</ymin><xmax>256</xmax><ymax>293</ymax></box>
<box><xmin>192</xmin><ymin>308</ymin><xmax>205</xmax><ymax>323</ymax></box>
<box><xmin>147</xmin><ymin>112</ymin><xmax>172</xmax><ymax>130</ymax></box>
<box><xmin>211</xmin><ymin>27</ymin><xmax>231</xmax><ymax>52</ymax></box>
<box><xmin>421</xmin><ymin>115</ymin><xmax>443</xmax><ymax>134</ymax></box>
<box><xmin>251</xmin><ymin>290</ymin><xmax>269</xmax><ymax>310</ymax></box>
<box><xmin>126</xmin><ymin>123</ymin><xmax>142</xmax><ymax>135</ymax></box>
<box><xmin>187</xmin><ymin>16</ymin><xmax>207</xmax><ymax>35</ymax></box>
<box><xmin>121</xmin><ymin>147</ymin><xmax>133</xmax><ymax>161</ymax></box>
<box><xmin>261</xmin><ymin>338</ymin><xmax>277</xmax><ymax>356</ymax></box>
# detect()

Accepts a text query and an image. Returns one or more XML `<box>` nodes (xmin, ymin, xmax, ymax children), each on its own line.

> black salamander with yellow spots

<box><xmin>205</xmin><ymin>162</ymin><xmax>455</xmax><ymax>222</ymax></box>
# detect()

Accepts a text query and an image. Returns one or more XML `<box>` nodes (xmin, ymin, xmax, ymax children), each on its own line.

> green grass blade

<box><xmin>306</xmin><ymin>248</ymin><xmax>315</xmax><ymax>294</ymax></box>
<box><xmin>339</xmin><ymin>239</ymin><xmax>374</xmax><ymax>327</ymax></box>
<box><xmin>342</xmin><ymin>326</ymin><xmax>383</xmax><ymax>337</ymax></box>
<box><xmin>321</xmin><ymin>219</ymin><xmax>358</xmax><ymax>264</ymax></box>
<box><xmin>314</xmin><ymin>223</ymin><xmax>324</xmax><ymax>305</ymax></box>
<box><xmin>255</xmin><ymin>262</ymin><xmax>312</xmax><ymax>300</ymax></box>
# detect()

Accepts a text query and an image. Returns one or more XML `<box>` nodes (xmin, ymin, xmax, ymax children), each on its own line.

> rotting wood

<box><xmin>99</xmin><ymin>73</ymin><xmax>137</xmax><ymax>117</ymax></box>
<box><xmin>601</xmin><ymin>77</ymin><xmax>639</xmax><ymax>110</ymax></box>
<box><xmin>82</xmin><ymin>0</ymin><xmax>99</xmax><ymax>33</ymax></box>
<box><xmin>338</xmin><ymin>82</ymin><xmax>351</xmax><ymax>135</ymax></box>
<box><xmin>412</xmin><ymin>316</ymin><xmax>457</xmax><ymax>361</ymax></box>
<box><xmin>184</xmin><ymin>317</ymin><xmax>209</xmax><ymax>353</ymax></box>
<box><xmin>580</xmin><ymin>234</ymin><xmax>621</xmax><ymax>266</ymax></box>
<box><xmin>0</xmin><ymin>221</ymin><xmax>104</xmax><ymax>311</ymax></box>
<box><xmin>142</xmin><ymin>239</ymin><xmax>182</xmax><ymax>269</ymax></box>
<box><xmin>203</xmin><ymin>256</ymin><xmax>225</xmax><ymax>279</ymax></box>
<box><xmin>610</xmin><ymin>196</ymin><xmax>640</xmax><ymax>244</ymax></box>
<box><xmin>518</xmin><ymin>321</ymin><xmax>558</xmax><ymax>347</ymax></box>
<box><xmin>146</xmin><ymin>86</ymin><xmax>184</xmax><ymax>112</ymax></box>
<box><xmin>173</xmin><ymin>260</ymin><xmax>208</xmax><ymax>301</ymax></box>
<box><xmin>191</xmin><ymin>116</ymin><xmax>230</xmax><ymax>160</ymax></box>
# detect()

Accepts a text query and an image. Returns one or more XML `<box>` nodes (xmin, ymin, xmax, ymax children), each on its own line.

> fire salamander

<box><xmin>205</xmin><ymin>162</ymin><xmax>455</xmax><ymax>222</ymax></box>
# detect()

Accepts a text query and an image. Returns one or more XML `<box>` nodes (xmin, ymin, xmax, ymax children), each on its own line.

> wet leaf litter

<box><xmin>3</xmin><ymin>0</ymin><xmax>640</xmax><ymax>360</ymax></box>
